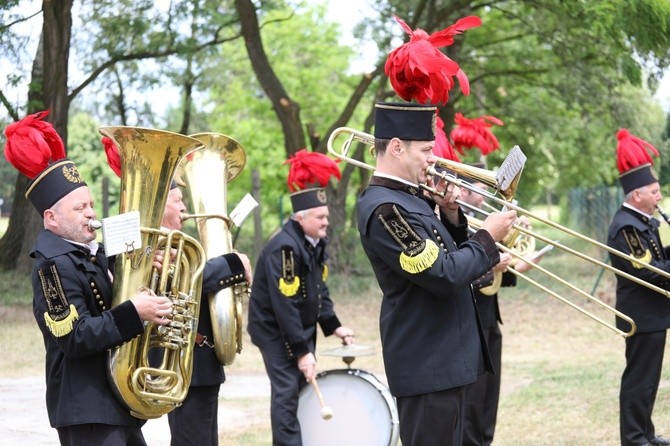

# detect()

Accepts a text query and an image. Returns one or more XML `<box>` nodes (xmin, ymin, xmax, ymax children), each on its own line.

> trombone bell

<box><xmin>429</xmin><ymin>146</ymin><xmax>527</xmax><ymax>202</ymax></box>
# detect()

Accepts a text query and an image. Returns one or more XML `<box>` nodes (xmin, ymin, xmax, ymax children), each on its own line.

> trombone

<box><xmin>326</xmin><ymin>127</ymin><xmax>670</xmax><ymax>337</ymax></box>
<box><xmin>465</xmin><ymin>213</ymin><xmax>636</xmax><ymax>337</ymax></box>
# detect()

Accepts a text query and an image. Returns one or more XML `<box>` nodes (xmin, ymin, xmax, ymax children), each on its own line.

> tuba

<box><xmin>177</xmin><ymin>132</ymin><xmax>249</xmax><ymax>365</ymax></box>
<box><xmin>99</xmin><ymin>126</ymin><xmax>206</xmax><ymax>419</ymax></box>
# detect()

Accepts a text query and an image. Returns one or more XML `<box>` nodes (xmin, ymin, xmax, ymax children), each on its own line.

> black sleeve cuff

<box><xmin>110</xmin><ymin>300</ymin><xmax>144</xmax><ymax>340</ymax></box>
<box><xmin>289</xmin><ymin>340</ymin><xmax>310</xmax><ymax>359</ymax></box>
<box><xmin>472</xmin><ymin>270</ymin><xmax>495</xmax><ymax>290</ymax></box>
<box><xmin>471</xmin><ymin>229</ymin><xmax>501</xmax><ymax>264</ymax></box>
<box><xmin>222</xmin><ymin>253</ymin><xmax>245</xmax><ymax>277</ymax></box>
<box><xmin>319</xmin><ymin>315</ymin><xmax>342</xmax><ymax>337</ymax></box>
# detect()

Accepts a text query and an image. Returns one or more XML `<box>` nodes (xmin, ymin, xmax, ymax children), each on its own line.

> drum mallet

<box><xmin>310</xmin><ymin>377</ymin><xmax>333</xmax><ymax>420</ymax></box>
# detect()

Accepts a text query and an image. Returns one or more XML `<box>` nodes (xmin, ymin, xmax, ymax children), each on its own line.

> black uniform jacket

<box><xmin>357</xmin><ymin>176</ymin><xmax>499</xmax><ymax>397</ymax></box>
<box><xmin>30</xmin><ymin>229</ymin><xmax>145</xmax><ymax>428</ymax></box>
<box><xmin>608</xmin><ymin>206</ymin><xmax>670</xmax><ymax>333</ymax></box>
<box><xmin>248</xmin><ymin>219</ymin><xmax>341</xmax><ymax>360</ymax></box>
<box><xmin>192</xmin><ymin>253</ymin><xmax>246</xmax><ymax>386</ymax></box>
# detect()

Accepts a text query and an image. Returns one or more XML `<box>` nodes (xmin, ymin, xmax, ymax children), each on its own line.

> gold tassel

<box><xmin>279</xmin><ymin>277</ymin><xmax>301</xmax><ymax>297</ymax></box>
<box><xmin>44</xmin><ymin>304</ymin><xmax>79</xmax><ymax>337</ymax></box>
<box><xmin>631</xmin><ymin>249</ymin><xmax>652</xmax><ymax>269</ymax></box>
<box><xmin>322</xmin><ymin>264</ymin><xmax>328</xmax><ymax>282</ymax></box>
<box><xmin>399</xmin><ymin>239</ymin><xmax>439</xmax><ymax>274</ymax></box>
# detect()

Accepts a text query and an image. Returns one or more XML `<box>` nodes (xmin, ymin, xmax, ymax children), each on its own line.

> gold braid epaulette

<box><xmin>279</xmin><ymin>277</ymin><xmax>300</xmax><ymax>296</ymax></box>
<box><xmin>378</xmin><ymin>204</ymin><xmax>439</xmax><ymax>274</ymax></box>
<box><xmin>44</xmin><ymin>305</ymin><xmax>79</xmax><ymax>337</ymax></box>
<box><xmin>278</xmin><ymin>246</ymin><xmax>300</xmax><ymax>297</ymax></box>
<box><xmin>399</xmin><ymin>239</ymin><xmax>439</xmax><ymax>273</ymax></box>
<box><xmin>38</xmin><ymin>261</ymin><xmax>79</xmax><ymax>337</ymax></box>
<box><xmin>622</xmin><ymin>227</ymin><xmax>653</xmax><ymax>269</ymax></box>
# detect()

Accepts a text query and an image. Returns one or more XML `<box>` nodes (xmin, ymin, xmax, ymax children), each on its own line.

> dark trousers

<box><xmin>463</xmin><ymin>324</ymin><xmax>502</xmax><ymax>446</ymax></box>
<box><xmin>396</xmin><ymin>386</ymin><xmax>466</xmax><ymax>446</ymax></box>
<box><xmin>260</xmin><ymin>343</ymin><xmax>308</xmax><ymax>446</ymax></box>
<box><xmin>620</xmin><ymin>330</ymin><xmax>666</xmax><ymax>446</ymax></box>
<box><xmin>57</xmin><ymin>424</ymin><xmax>146</xmax><ymax>446</ymax></box>
<box><xmin>168</xmin><ymin>385</ymin><xmax>221</xmax><ymax>446</ymax></box>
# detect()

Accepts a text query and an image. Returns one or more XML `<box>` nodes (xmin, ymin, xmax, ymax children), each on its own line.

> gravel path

<box><xmin>0</xmin><ymin>373</ymin><xmax>271</xmax><ymax>445</ymax></box>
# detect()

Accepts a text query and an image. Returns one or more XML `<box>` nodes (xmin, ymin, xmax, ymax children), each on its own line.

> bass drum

<box><xmin>297</xmin><ymin>369</ymin><xmax>399</xmax><ymax>446</ymax></box>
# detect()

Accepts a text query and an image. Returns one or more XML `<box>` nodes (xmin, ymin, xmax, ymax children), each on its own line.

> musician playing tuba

<box><xmin>4</xmin><ymin>112</ymin><xmax>173</xmax><ymax>445</ymax></box>
<box><xmin>158</xmin><ymin>181</ymin><xmax>252</xmax><ymax>445</ymax></box>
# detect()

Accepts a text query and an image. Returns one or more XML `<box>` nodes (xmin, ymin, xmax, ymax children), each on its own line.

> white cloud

<box><xmin>324</xmin><ymin>0</ymin><xmax>379</xmax><ymax>74</ymax></box>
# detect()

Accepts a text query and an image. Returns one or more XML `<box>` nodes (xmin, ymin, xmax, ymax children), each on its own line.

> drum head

<box><xmin>298</xmin><ymin>369</ymin><xmax>398</xmax><ymax>446</ymax></box>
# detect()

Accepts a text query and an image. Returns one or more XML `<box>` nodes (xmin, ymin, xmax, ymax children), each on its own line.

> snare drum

<box><xmin>297</xmin><ymin>369</ymin><xmax>399</xmax><ymax>446</ymax></box>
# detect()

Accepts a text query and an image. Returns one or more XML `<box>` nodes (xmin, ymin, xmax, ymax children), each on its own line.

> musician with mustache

<box><xmin>4</xmin><ymin>112</ymin><xmax>172</xmax><ymax>446</ymax></box>
<box><xmin>607</xmin><ymin>129</ymin><xmax>670</xmax><ymax>446</ymax></box>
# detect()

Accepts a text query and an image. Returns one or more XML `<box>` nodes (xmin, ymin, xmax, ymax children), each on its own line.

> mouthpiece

<box><xmin>88</xmin><ymin>219</ymin><xmax>102</xmax><ymax>230</ymax></box>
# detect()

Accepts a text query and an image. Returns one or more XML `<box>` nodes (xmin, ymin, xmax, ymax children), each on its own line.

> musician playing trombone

<box><xmin>458</xmin><ymin>166</ymin><xmax>544</xmax><ymax>446</ymax></box>
<box><xmin>607</xmin><ymin>129</ymin><xmax>670</xmax><ymax>446</ymax></box>
<box><xmin>356</xmin><ymin>103</ymin><xmax>517</xmax><ymax>446</ymax></box>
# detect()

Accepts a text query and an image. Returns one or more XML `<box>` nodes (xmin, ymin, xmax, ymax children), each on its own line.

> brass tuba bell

<box><xmin>99</xmin><ymin>126</ymin><xmax>206</xmax><ymax>419</ymax></box>
<box><xmin>176</xmin><ymin>132</ymin><xmax>249</xmax><ymax>366</ymax></box>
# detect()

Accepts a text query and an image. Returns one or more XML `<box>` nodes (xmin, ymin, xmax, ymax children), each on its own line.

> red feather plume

<box><xmin>384</xmin><ymin>15</ymin><xmax>482</xmax><ymax>105</ymax></box>
<box><xmin>432</xmin><ymin>116</ymin><xmax>460</xmax><ymax>161</ymax></box>
<box><xmin>284</xmin><ymin>149</ymin><xmax>341</xmax><ymax>193</ymax></box>
<box><xmin>450</xmin><ymin>113</ymin><xmax>504</xmax><ymax>155</ymax></box>
<box><xmin>3</xmin><ymin>110</ymin><xmax>66</xmax><ymax>179</ymax></box>
<box><xmin>102</xmin><ymin>136</ymin><xmax>122</xmax><ymax>177</ymax></box>
<box><xmin>616</xmin><ymin>128</ymin><xmax>659</xmax><ymax>174</ymax></box>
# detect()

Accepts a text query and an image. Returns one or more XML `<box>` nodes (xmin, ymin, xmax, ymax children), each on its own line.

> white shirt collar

<box><xmin>373</xmin><ymin>172</ymin><xmax>418</xmax><ymax>188</ymax></box>
<box><xmin>623</xmin><ymin>202</ymin><xmax>654</xmax><ymax>220</ymax></box>
<box><xmin>66</xmin><ymin>239</ymin><xmax>99</xmax><ymax>255</ymax></box>
<box><xmin>305</xmin><ymin>235</ymin><xmax>319</xmax><ymax>247</ymax></box>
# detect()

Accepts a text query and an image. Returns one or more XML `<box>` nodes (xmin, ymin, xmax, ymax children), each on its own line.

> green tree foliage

<box><xmin>201</xmin><ymin>3</ymin><xmax>366</xmax><ymax>240</ymax></box>
<box><xmin>461</xmin><ymin>0</ymin><xmax>670</xmax><ymax>203</ymax></box>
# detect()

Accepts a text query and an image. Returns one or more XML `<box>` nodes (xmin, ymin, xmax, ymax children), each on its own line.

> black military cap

<box><xmin>616</xmin><ymin>129</ymin><xmax>660</xmax><ymax>194</ymax></box>
<box><xmin>619</xmin><ymin>164</ymin><xmax>658</xmax><ymax>195</ymax></box>
<box><xmin>290</xmin><ymin>188</ymin><xmax>328</xmax><ymax>213</ymax></box>
<box><xmin>26</xmin><ymin>159</ymin><xmax>87</xmax><ymax>215</ymax></box>
<box><xmin>374</xmin><ymin>102</ymin><xmax>437</xmax><ymax>141</ymax></box>
<box><xmin>285</xmin><ymin>149</ymin><xmax>340</xmax><ymax>213</ymax></box>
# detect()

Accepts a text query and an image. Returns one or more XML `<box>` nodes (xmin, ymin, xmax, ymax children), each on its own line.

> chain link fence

<box><xmin>567</xmin><ymin>186</ymin><xmax>623</xmax><ymax>243</ymax></box>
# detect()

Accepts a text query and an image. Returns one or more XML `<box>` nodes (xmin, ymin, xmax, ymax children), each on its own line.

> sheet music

<box><xmin>230</xmin><ymin>193</ymin><xmax>259</xmax><ymax>227</ymax></box>
<box><xmin>101</xmin><ymin>210</ymin><xmax>142</xmax><ymax>257</ymax></box>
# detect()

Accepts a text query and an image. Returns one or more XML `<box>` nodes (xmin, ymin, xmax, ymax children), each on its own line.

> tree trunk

<box><xmin>0</xmin><ymin>0</ymin><xmax>73</xmax><ymax>274</ymax></box>
<box><xmin>234</xmin><ymin>0</ymin><xmax>387</xmax><ymax>273</ymax></box>
<box><xmin>234</xmin><ymin>0</ymin><xmax>305</xmax><ymax>154</ymax></box>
